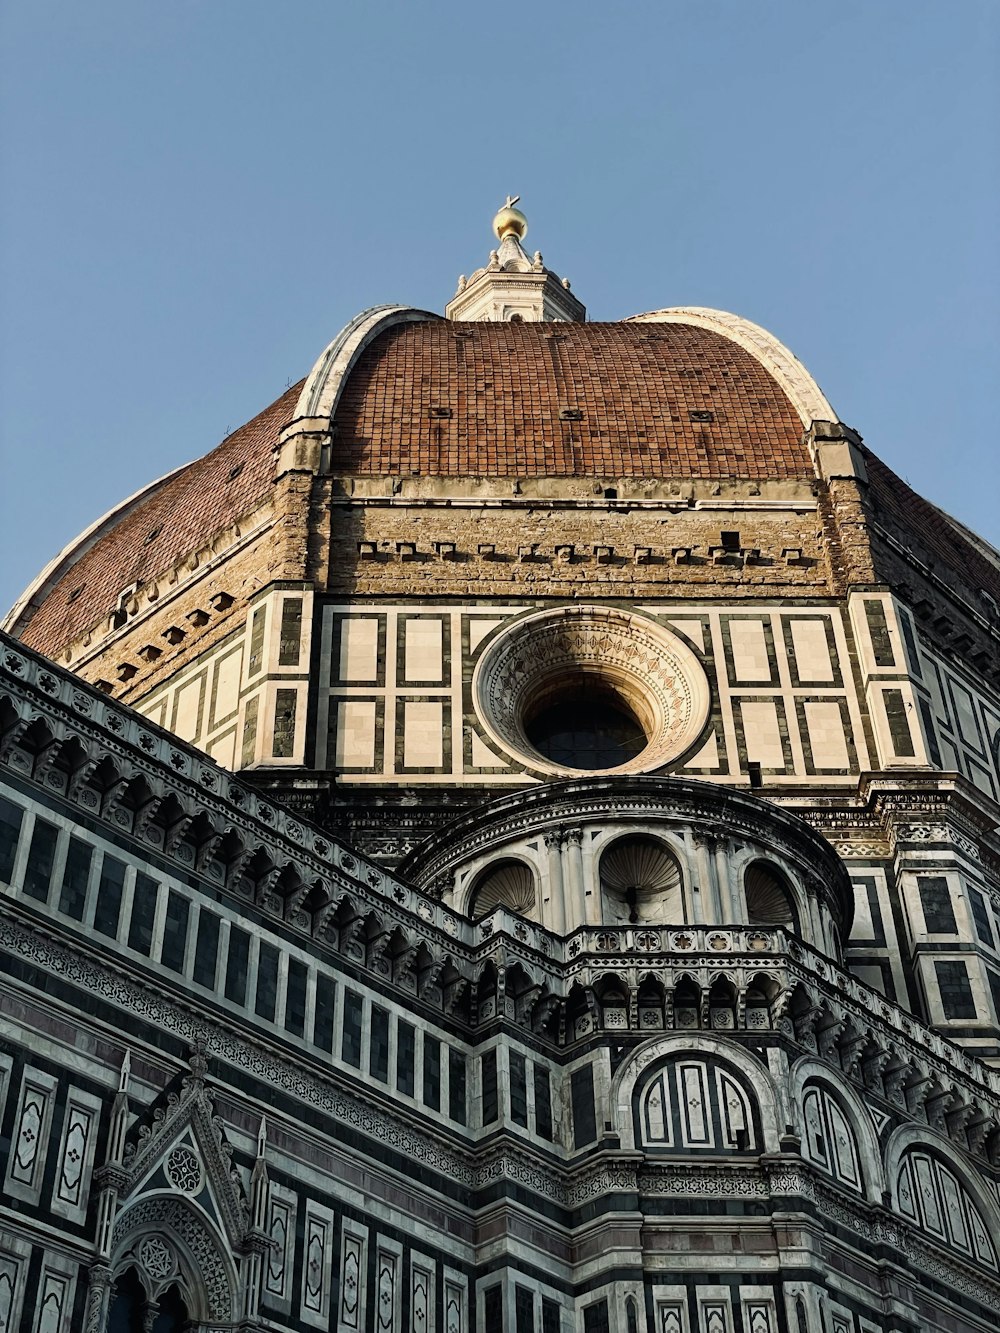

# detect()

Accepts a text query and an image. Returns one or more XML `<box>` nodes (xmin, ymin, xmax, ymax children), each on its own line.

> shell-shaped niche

<box><xmin>469</xmin><ymin>860</ymin><xmax>537</xmax><ymax>919</ymax></box>
<box><xmin>600</xmin><ymin>836</ymin><xmax>683</xmax><ymax>925</ymax></box>
<box><xmin>745</xmin><ymin>861</ymin><xmax>796</xmax><ymax>929</ymax></box>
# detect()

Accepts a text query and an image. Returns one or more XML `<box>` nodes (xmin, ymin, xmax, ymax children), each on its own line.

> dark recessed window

<box><xmin>23</xmin><ymin>818</ymin><xmax>58</xmax><ymax>903</ymax></box>
<box><xmin>94</xmin><ymin>856</ymin><xmax>126</xmax><ymax>938</ymax></box>
<box><xmin>526</xmin><ymin>689</ymin><xmax>646</xmax><ymax>770</ymax></box>
<box><xmin>0</xmin><ymin>797</ymin><xmax>24</xmax><ymax>886</ymax></box>
<box><xmin>397</xmin><ymin>1021</ymin><xmax>415</xmax><ymax>1096</ymax></box>
<box><xmin>128</xmin><ymin>873</ymin><xmax>158</xmax><ymax>956</ymax></box>
<box><xmin>286</xmin><ymin>959</ymin><xmax>308</xmax><ymax>1037</ymax></box>
<box><xmin>58</xmin><ymin>837</ymin><xmax>92</xmax><ymax>921</ymax></box>
<box><xmin>313</xmin><ymin>976</ymin><xmax>337</xmax><ymax>1052</ymax></box>
<box><xmin>936</xmin><ymin>960</ymin><xmax>976</xmax><ymax>1019</ymax></box>
<box><xmin>193</xmin><ymin>911</ymin><xmax>220</xmax><ymax>988</ymax></box>
<box><xmin>370</xmin><ymin>1005</ymin><xmax>390</xmax><ymax>1082</ymax></box>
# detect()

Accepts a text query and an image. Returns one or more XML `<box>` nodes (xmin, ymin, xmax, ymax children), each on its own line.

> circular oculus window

<box><xmin>472</xmin><ymin>605</ymin><xmax>710</xmax><ymax>776</ymax></box>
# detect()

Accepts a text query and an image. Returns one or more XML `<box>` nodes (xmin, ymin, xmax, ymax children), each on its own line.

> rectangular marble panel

<box><xmin>337</xmin><ymin>701</ymin><xmax>378</xmax><ymax>768</ymax></box>
<box><xmin>443</xmin><ymin>1267</ymin><xmax>467</xmax><ymax>1333</ymax></box>
<box><xmin>52</xmin><ymin>1087</ymin><xmax>102</xmax><ymax>1223</ymax></box>
<box><xmin>679</xmin><ymin>1062</ymin><xmax>711</xmax><ymax>1147</ymax></box>
<box><xmin>211</xmin><ymin>644</ymin><xmax>243</xmax><ymax>728</ymax></box>
<box><xmin>5</xmin><ymin>1068</ymin><xmax>56</xmax><ymax>1204</ymax></box>
<box><xmin>339</xmin><ymin>617</ymin><xmax>381</xmax><ymax>683</ymax></box>
<box><xmin>301</xmin><ymin>1200</ymin><xmax>334</xmax><ymax>1328</ymax></box>
<box><xmin>338</xmin><ymin>1220</ymin><xmax>369</xmax><ymax>1333</ymax></box>
<box><xmin>207</xmin><ymin>729</ymin><xmax>236</xmax><ymax>769</ymax></box>
<box><xmin>467</xmin><ymin>618</ymin><xmax>504</xmax><ymax>654</ymax></box>
<box><xmin>410</xmin><ymin>1253</ymin><xmax>436</xmax><ymax>1333</ymax></box>
<box><xmin>34</xmin><ymin>1265</ymin><xmax>74</xmax><ymax>1333</ymax></box>
<box><xmin>739</xmin><ymin>701</ymin><xmax>785</xmax><ymax>768</ymax></box>
<box><xmin>729</xmin><ymin>620</ymin><xmax>773</xmax><ymax>683</ymax></box>
<box><xmin>173</xmin><ymin>674</ymin><xmax>205</xmax><ymax>743</ymax></box>
<box><xmin>402</xmin><ymin>701</ymin><xmax>443</xmax><ymax>769</ymax></box>
<box><xmin>0</xmin><ymin>1245</ymin><xmax>27</xmax><ymax>1333</ymax></box>
<box><xmin>789</xmin><ymin>618</ymin><xmax>834</xmax><ymax>683</ymax></box>
<box><xmin>404</xmin><ymin>618</ymin><xmax>443</xmax><ymax>684</ymax></box>
<box><xmin>803</xmin><ymin>700</ymin><xmax>850</xmax><ymax>769</ymax></box>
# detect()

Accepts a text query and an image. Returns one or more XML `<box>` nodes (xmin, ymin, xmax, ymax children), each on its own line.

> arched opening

<box><xmin>469</xmin><ymin>859</ymin><xmax>537</xmax><ymax>919</ymax></box>
<box><xmin>525</xmin><ymin>682</ymin><xmax>648</xmax><ymax>770</ymax></box>
<box><xmin>625</xmin><ymin>1295</ymin><xmax>639</xmax><ymax>1333</ymax></box>
<box><xmin>594</xmin><ymin>976</ymin><xmax>629</xmax><ymax>1030</ymax></box>
<box><xmin>745</xmin><ymin>974</ymin><xmax>781</xmax><ymax>1031</ymax></box>
<box><xmin>637</xmin><ymin>974</ymin><xmax>666</xmax><ymax>1031</ymax></box>
<box><xmin>672</xmin><ymin>975</ymin><xmax>700</xmax><ymax>1029</ymax></box>
<box><xmin>151</xmin><ymin>1284</ymin><xmax>189</xmax><ymax>1332</ymax></box>
<box><xmin>107</xmin><ymin>1267</ymin><xmax>145</xmax><ymax>1333</ymax></box>
<box><xmin>744</xmin><ymin>861</ymin><xmax>797</xmax><ymax>931</ymax></box>
<box><xmin>567</xmin><ymin>982</ymin><xmax>597</xmax><ymax>1040</ymax></box>
<box><xmin>599</xmin><ymin>835</ymin><xmax>683</xmax><ymax>924</ymax></box>
<box><xmin>107</xmin><ymin>1269</ymin><xmax>189</xmax><ymax>1333</ymax></box>
<box><xmin>708</xmin><ymin>975</ymin><xmax>738</xmax><ymax>1030</ymax></box>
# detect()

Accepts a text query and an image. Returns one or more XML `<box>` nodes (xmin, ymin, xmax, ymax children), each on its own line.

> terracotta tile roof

<box><xmin>18</xmin><ymin>380</ymin><xmax>304</xmax><ymax>658</ymax></box>
<box><xmin>864</xmin><ymin>448</ymin><xmax>1000</xmax><ymax>608</ymax></box>
<box><xmin>331</xmin><ymin>321</ymin><xmax>812</xmax><ymax>479</ymax></box>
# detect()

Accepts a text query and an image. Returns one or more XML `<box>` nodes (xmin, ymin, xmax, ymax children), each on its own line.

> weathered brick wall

<box><xmin>327</xmin><ymin>496</ymin><xmax>835</xmax><ymax>601</ymax></box>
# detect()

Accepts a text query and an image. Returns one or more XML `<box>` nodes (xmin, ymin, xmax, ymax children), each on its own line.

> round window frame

<box><xmin>471</xmin><ymin>605</ymin><xmax>711</xmax><ymax>777</ymax></box>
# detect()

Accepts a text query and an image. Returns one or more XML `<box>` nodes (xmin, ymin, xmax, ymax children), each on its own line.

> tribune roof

<box><xmin>12</xmin><ymin>381</ymin><xmax>303</xmax><ymax>658</ymax></box>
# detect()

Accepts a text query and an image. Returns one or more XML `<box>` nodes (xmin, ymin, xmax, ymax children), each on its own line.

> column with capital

<box><xmin>693</xmin><ymin>832</ymin><xmax>721</xmax><ymax>923</ymax></box>
<box><xmin>713</xmin><ymin>838</ymin><xmax>735</xmax><ymax>923</ymax></box>
<box><xmin>563</xmin><ymin>828</ymin><xmax>586</xmax><ymax>929</ymax></box>
<box><xmin>543</xmin><ymin>832</ymin><xmax>566</xmax><ymax>934</ymax></box>
<box><xmin>83</xmin><ymin>1263</ymin><xmax>115</xmax><ymax>1333</ymax></box>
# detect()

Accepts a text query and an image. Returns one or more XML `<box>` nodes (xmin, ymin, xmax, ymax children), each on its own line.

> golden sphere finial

<box><xmin>493</xmin><ymin>194</ymin><xmax>528</xmax><ymax>242</ymax></box>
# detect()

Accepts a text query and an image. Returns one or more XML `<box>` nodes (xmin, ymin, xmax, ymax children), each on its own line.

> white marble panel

<box><xmin>804</xmin><ymin>701</ymin><xmax>849</xmax><ymax>768</ymax></box>
<box><xmin>339</xmin><ymin>617</ymin><xmax>380</xmax><ymax>683</ymax></box>
<box><xmin>729</xmin><ymin>620</ymin><xmax>772</xmax><ymax>683</ymax></box>
<box><xmin>404</xmin><ymin>619</ymin><xmax>443</xmax><ymax>682</ymax></box>
<box><xmin>336</xmin><ymin>702</ymin><xmax>377</xmax><ymax>768</ymax></box>
<box><xmin>174</xmin><ymin>675</ymin><xmax>204</xmax><ymax>742</ymax></box>
<box><xmin>403</xmin><ymin>702</ymin><xmax>443</xmax><ymax>769</ymax></box>
<box><xmin>740</xmin><ymin>701</ymin><xmax>785</xmax><ymax>768</ymax></box>
<box><xmin>790</xmin><ymin>618</ymin><xmax>833</xmax><ymax>682</ymax></box>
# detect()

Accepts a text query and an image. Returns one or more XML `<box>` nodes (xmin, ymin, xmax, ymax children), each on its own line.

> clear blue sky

<box><xmin>2</xmin><ymin>2</ymin><xmax>997</xmax><ymax>617</ymax></box>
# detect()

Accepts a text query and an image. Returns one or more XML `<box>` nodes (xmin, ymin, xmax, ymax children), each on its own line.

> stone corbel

<box><xmin>274</xmin><ymin>418</ymin><xmax>331</xmax><ymax>479</ymax></box>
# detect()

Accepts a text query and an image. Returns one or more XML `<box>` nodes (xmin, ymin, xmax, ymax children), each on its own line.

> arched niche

<box><xmin>599</xmin><ymin>834</ymin><xmax>683</xmax><ymax>925</ymax></box>
<box><xmin>789</xmin><ymin>1057</ymin><xmax>883</xmax><ymax>1203</ymax></box>
<box><xmin>610</xmin><ymin>1033</ymin><xmax>781</xmax><ymax>1154</ymax></box>
<box><xmin>886</xmin><ymin>1127</ymin><xmax>1000</xmax><ymax>1273</ymax></box>
<box><xmin>109</xmin><ymin>1192</ymin><xmax>238</xmax><ymax>1327</ymax></box>
<box><xmin>744</xmin><ymin>860</ymin><xmax>799</xmax><ymax>932</ymax></box>
<box><xmin>467</xmin><ymin>858</ymin><xmax>537</xmax><ymax>920</ymax></box>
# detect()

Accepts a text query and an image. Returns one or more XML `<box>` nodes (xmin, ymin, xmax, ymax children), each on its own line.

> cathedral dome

<box><xmin>5</xmin><ymin>302</ymin><xmax>830</xmax><ymax>662</ymax></box>
<box><xmin>328</xmin><ymin>318</ymin><xmax>813</xmax><ymax>480</ymax></box>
